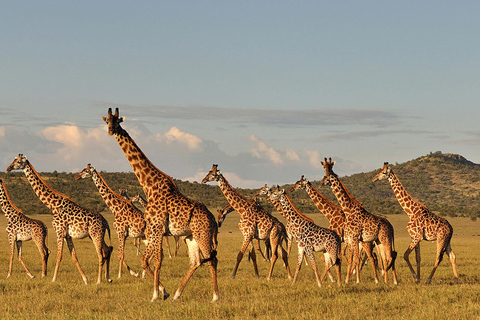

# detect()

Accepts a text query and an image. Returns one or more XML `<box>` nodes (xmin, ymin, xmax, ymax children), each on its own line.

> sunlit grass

<box><xmin>0</xmin><ymin>211</ymin><xmax>479</xmax><ymax>319</ymax></box>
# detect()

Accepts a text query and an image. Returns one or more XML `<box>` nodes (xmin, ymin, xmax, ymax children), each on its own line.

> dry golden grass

<box><xmin>0</xmin><ymin>210</ymin><xmax>479</xmax><ymax>319</ymax></box>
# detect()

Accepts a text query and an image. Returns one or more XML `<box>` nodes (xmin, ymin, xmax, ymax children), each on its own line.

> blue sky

<box><xmin>1</xmin><ymin>1</ymin><xmax>479</xmax><ymax>188</ymax></box>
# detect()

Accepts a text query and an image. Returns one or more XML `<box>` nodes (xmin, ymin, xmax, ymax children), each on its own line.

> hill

<box><xmin>1</xmin><ymin>151</ymin><xmax>479</xmax><ymax>218</ymax></box>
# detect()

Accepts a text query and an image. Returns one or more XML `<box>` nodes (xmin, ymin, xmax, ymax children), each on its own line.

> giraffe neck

<box><xmin>304</xmin><ymin>182</ymin><xmax>340</xmax><ymax>221</ymax></box>
<box><xmin>22</xmin><ymin>162</ymin><xmax>65</xmax><ymax>213</ymax></box>
<box><xmin>277</xmin><ymin>193</ymin><xmax>314</xmax><ymax>225</ymax></box>
<box><xmin>136</xmin><ymin>195</ymin><xmax>148</xmax><ymax>208</ymax></box>
<box><xmin>0</xmin><ymin>180</ymin><xmax>23</xmax><ymax>219</ymax></box>
<box><xmin>90</xmin><ymin>169</ymin><xmax>131</xmax><ymax>217</ymax></box>
<box><xmin>216</xmin><ymin>175</ymin><xmax>254</xmax><ymax>217</ymax></box>
<box><xmin>328</xmin><ymin>175</ymin><xmax>357</xmax><ymax>215</ymax></box>
<box><xmin>387</xmin><ymin>171</ymin><xmax>424</xmax><ymax>219</ymax></box>
<box><xmin>113</xmin><ymin>129</ymin><xmax>176</xmax><ymax>200</ymax></box>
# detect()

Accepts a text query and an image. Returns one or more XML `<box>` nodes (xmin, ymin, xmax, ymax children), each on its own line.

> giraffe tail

<box><xmin>386</xmin><ymin>250</ymin><xmax>397</xmax><ymax>272</ymax></box>
<box><xmin>200</xmin><ymin>250</ymin><xmax>217</xmax><ymax>264</ymax></box>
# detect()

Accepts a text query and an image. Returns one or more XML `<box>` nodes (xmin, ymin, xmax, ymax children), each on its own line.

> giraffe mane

<box><xmin>0</xmin><ymin>179</ymin><xmax>24</xmax><ymax>214</ymax></box>
<box><xmin>28</xmin><ymin>162</ymin><xmax>75</xmax><ymax>203</ymax></box>
<box><xmin>284</xmin><ymin>192</ymin><xmax>314</xmax><ymax>223</ymax></box>
<box><xmin>338</xmin><ymin>179</ymin><xmax>364</xmax><ymax>208</ymax></box>
<box><xmin>119</xmin><ymin>129</ymin><xmax>177</xmax><ymax>188</ymax></box>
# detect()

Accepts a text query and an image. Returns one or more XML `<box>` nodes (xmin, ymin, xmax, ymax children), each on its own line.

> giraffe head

<box><xmin>75</xmin><ymin>164</ymin><xmax>96</xmax><ymax>180</ymax></box>
<box><xmin>216</xmin><ymin>205</ymin><xmax>234</xmax><ymax>228</ymax></box>
<box><xmin>201</xmin><ymin>164</ymin><xmax>222</xmax><ymax>184</ymax></box>
<box><xmin>6</xmin><ymin>154</ymin><xmax>28</xmax><ymax>172</ymax></box>
<box><xmin>289</xmin><ymin>175</ymin><xmax>309</xmax><ymax>192</ymax></box>
<box><xmin>372</xmin><ymin>162</ymin><xmax>392</xmax><ymax>182</ymax></box>
<box><xmin>118</xmin><ymin>188</ymin><xmax>129</xmax><ymax>200</ymax></box>
<box><xmin>102</xmin><ymin>108</ymin><xmax>125</xmax><ymax>136</ymax></box>
<box><xmin>266</xmin><ymin>187</ymin><xmax>285</xmax><ymax>202</ymax></box>
<box><xmin>254</xmin><ymin>184</ymin><xmax>272</xmax><ymax>201</ymax></box>
<box><xmin>319</xmin><ymin>157</ymin><xmax>336</xmax><ymax>187</ymax></box>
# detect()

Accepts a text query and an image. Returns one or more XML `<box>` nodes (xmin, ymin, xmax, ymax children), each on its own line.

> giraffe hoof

<box><xmin>108</xmin><ymin>278</ymin><xmax>113</xmax><ymax>283</ymax></box>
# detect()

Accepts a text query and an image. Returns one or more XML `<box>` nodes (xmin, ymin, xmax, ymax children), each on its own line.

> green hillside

<box><xmin>1</xmin><ymin>151</ymin><xmax>479</xmax><ymax>218</ymax></box>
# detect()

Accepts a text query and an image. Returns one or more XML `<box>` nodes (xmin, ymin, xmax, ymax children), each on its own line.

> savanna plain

<box><xmin>0</xmin><ymin>212</ymin><xmax>479</xmax><ymax>320</ymax></box>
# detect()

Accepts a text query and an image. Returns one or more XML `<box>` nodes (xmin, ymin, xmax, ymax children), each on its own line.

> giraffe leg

<box><xmin>173</xmin><ymin>236</ymin><xmax>201</xmax><ymax>301</ymax></box>
<box><xmin>151</xmin><ymin>236</ymin><xmax>169</xmax><ymax>302</ymax></box>
<box><xmin>15</xmin><ymin>240</ymin><xmax>34</xmax><ymax>278</ymax></box>
<box><xmin>278</xmin><ymin>243</ymin><xmax>292</xmax><ymax>280</ymax></box>
<box><xmin>304</xmin><ymin>249</ymin><xmax>322</xmax><ymax>287</ymax></box>
<box><xmin>445</xmin><ymin>243</ymin><xmax>459</xmax><ymax>284</ymax></box>
<box><xmin>231</xmin><ymin>234</ymin><xmax>254</xmax><ymax>279</ymax></box>
<box><xmin>362</xmin><ymin>242</ymin><xmax>379</xmax><ymax>284</ymax></box>
<box><xmin>164</xmin><ymin>236</ymin><xmax>173</xmax><ymax>259</ymax></box>
<box><xmin>293</xmin><ymin>246</ymin><xmax>305</xmax><ymax>285</ymax></box>
<box><xmin>174</xmin><ymin>236</ymin><xmax>181</xmax><ymax>257</ymax></box>
<box><xmin>52</xmin><ymin>232</ymin><xmax>65</xmax><ymax>283</ymax></box>
<box><xmin>173</xmin><ymin>226</ymin><xmax>219</xmax><ymax>303</ymax></box>
<box><xmin>266</xmin><ymin>232</ymin><xmax>281</xmax><ymax>281</ymax></box>
<box><xmin>426</xmin><ymin>237</ymin><xmax>450</xmax><ymax>285</ymax></box>
<box><xmin>248</xmin><ymin>244</ymin><xmax>260</xmax><ymax>277</ymax></box>
<box><xmin>33</xmin><ymin>232</ymin><xmax>50</xmax><ymax>278</ymax></box>
<box><xmin>65</xmin><ymin>237</ymin><xmax>88</xmax><ymax>284</ymax></box>
<box><xmin>7</xmin><ymin>234</ymin><xmax>15</xmax><ymax>278</ymax></box>
<box><xmin>344</xmin><ymin>241</ymin><xmax>355</xmax><ymax>284</ymax></box>
<box><xmin>404</xmin><ymin>238</ymin><xmax>421</xmax><ymax>283</ymax></box>
<box><xmin>117</xmin><ymin>233</ymin><xmax>139</xmax><ymax>278</ymax></box>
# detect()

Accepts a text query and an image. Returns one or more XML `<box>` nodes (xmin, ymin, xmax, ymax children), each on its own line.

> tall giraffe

<box><xmin>103</xmin><ymin>108</ymin><xmax>218</xmax><ymax>302</ymax></box>
<box><xmin>320</xmin><ymin>158</ymin><xmax>398</xmax><ymax>284</ymax></box>
<box><xmin>0</xmin><ymin>178</ymin><xmax>49</xmax><ymax>278</ymax></box>
<box><xmin>201</xmin><ymin>164</ymin><xmax>292</xmax><ymax>280</ymax></box>
<box><xmin>266</xmin><ymin>188</ymin><xmax>341</xmax><ymax>287</ymax></box>
<box><xmin>217</xmin><ymin>203</ymin><xmax>272</xmax><ymax>262</ymax></box>
<box><xmin>75</xmin><ymin>164</ymin><xmax>146</xmax><ymax>278</ymax></box>
<box><xmin>372</xmin><ymin>162</ymin><xmax>459</xmax><ymax>284</ymax></box>
<box><xmin>6</xmin><ymin>155</ymin><xmax>113</xmax><ymax>284</ymax></box>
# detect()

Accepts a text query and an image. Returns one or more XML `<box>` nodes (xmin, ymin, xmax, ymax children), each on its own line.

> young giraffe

<box><xmin>372</xmin><ymin>162</ymin><xmax>459</xmax><ymax>284</ymax></box>
<box><xmin>118</xmin><ymin>189</ymin><xmax>144</xmax><ymax>256</ymax></box>
<box><xmin>103</xmin><ymin>108</ymin><xmax>218</xmax><ymax>302</ymax></box>
<box><xmin>290</xmin><ymin>176</ymin><xmax>345</xmax><ymax>240</ymax></box>
<box><xmin>6</xmin><ymin>155</ymin><xmax>113</xmax><ymax>284</ymax></box>
<box><xmin>202</xmin><ymin>164</ymin><xmax>292</xmax><ymax>280</ymax></box>
<box><xmin>0</xmin><ymin>178</ymin><xmax>50</xmax><ymax>278</ymax></box>
<box><xmin>321</xmin><ymin>158</ymin><xmax>398</xmax><ymax>285</ymax></box>
<box><xmin>217</xmin><ymin>203</ymin><xmax>272</xmax><ymax>262</ymax></box>
<box><xmin>254</xmin><ymin>184</ymin><xmax>297</xmax><ymax>261</ymax></box>
<box><xmin>75</xmin><ymin>164</ymin><xmax>146</xmax><ymax>278</ymax></box>
<box><xmin>266</xmin><ymin>188</ymin><xmax>342</xmax><ymax>287</ymax></box>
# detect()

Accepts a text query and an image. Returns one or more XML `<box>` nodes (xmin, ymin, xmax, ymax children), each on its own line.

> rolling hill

<box><xmin>1</xmin><ymin>151</ymin><xmax>479</xmax><ymax>218</ymax></box>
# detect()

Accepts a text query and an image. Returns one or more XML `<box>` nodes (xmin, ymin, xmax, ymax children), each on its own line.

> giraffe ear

<box><xmin>101</xmin><ymin>116</ymin><xmax>108</xmax><ymax>122</ymax></box>
<box><xmin>119</xmin><ymin>116</ymin><xmax>125</xmax><ymax>123</ymax></box>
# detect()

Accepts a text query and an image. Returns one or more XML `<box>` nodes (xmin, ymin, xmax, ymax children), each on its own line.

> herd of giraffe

<box><xmin>0</xmin><ymin>108</ymin><xmax>459</xmax><ymax>303</ymax></box>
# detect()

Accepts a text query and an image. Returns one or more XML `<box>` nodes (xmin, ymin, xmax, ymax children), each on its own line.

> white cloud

<box><xmin>188</xmin><ymin>169</ymin><xmax>266</xmax><ymax>189</ymax></box>
<box><xmin>249</xmin><ymin>135</ymin><xmax>283</xmax><ymax>165</ymax></box>
<box><xmin>304</xmin><ymin>149</ymin><xmax>323</xmax><ymax>169</ymax></box>
<box><xmin>154</xmin><ymin>127</ymin><xmax>203</xmax><ymax>152</ymax></box>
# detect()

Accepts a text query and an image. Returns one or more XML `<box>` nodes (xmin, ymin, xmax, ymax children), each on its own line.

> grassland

<box><xmin>0</xmin><ymin>210</ymin><xmax>479</xmax><ymax>320</ymax></box>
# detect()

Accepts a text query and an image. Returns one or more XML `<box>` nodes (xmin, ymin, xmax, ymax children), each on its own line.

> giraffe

<box><xmin>103</xmin><ymin>108</ymin><xmax>218</xmax><ymax>302</ymax></box>
<box><xmin>266</xmin><ymin>187</ymin><xmax>342</xmax><ymax>287</ymax></box>
<box><xmin>118</xmin><ymin>189</ymin><xmax>144</xmax><ymax>256</ymax></box>
<box><xmin>0</xmin><ymin>177</ymin><xmax>49</xmax><ymax>278</ymax></box>
<box><xmin>290</xmin><ymin>176</ymin><xmax>345</xmax><ymax>240</ymax></box>
<box><xmin>254</xmin><ymin>184</ymin><xmax>297</xmax><ymax>260</ymax></box>
<box><xmin>75</xmin><ymin>164</ymin><xmax>146</xmax><ymax>278</ymax></box>
<box><xmin>289</xmin><ymin>176</ymin><xmax>377</xmax><ymax>271</ymax></box>
<box><xmin>372</xmin><ymin>162</ymin><xmax>459</xmax><ymax>284</ymax></box>
<box><xmin>6</xmin><ymin>155</ymin><xmax>113</xmax><ymax>284</ymax></box>
<box><xmin>202</xmin><ymin>164</ymin><xmax>292</xmax><ymax>280</ymax></box>
<box><xmin>320</xmin><ymin>158</ymin><xmax>398</xmax><ymax>285</ymax></box>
